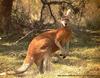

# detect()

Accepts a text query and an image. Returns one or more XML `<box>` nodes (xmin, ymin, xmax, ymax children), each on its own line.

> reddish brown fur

<box><xmin>25</xmin><ymin>27</ymin><xmax>71</xmax><ymax>60</ymax></box>
<box><xmin>0</xmin><ymin>26</ymin><xmax>72</xmax><ymax>75</ymax></box>
<box><xmin>23</xmin><ymin>26</ymin><xmax>71</xmax><ymax>73</ymax></box>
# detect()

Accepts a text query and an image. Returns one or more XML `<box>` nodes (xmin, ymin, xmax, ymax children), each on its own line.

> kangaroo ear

<box><xmin>66</xmin><ymin>9</ymin><xmax>71</xmax><ymax>16</ymax></box>
<box><xmin>60</xmin><ymin>9</ymin><xmax>72</xmax><ymax>27</ymax></box>
<box><xmin>60</xmin><ymin>19</ymin><xmax>66</xmax><ymax>27</ymax></box>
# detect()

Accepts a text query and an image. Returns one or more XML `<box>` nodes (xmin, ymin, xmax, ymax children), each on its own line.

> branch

<box><xmin>46</xmin><ymin>2</ymin><xmax>57</xmax><ymax>22</ymax></box>
<box><xmin>14</xmin><ymin>30</ymin><xmax>34</xmax><ymax>44</ymax></box>
<box><xmin>41</xmin><ymin>0</ymin><xmax>57</xmax><ymax>23</ymax></box>
<box><xmin>41</xmin><ymin>0</ymin><xmax>77</xmax><ymax>15</ymax></box>
<box><xmin>41</xmin><ymin>0</ymin><xmax>74</xmax><ymax>9</ymax></box>
<box><xmin>41</xmin><ymin>0</ymin><xmax>70</xmax><ymax>5</ymax></box>
<box><xmin>40</xmin><ymin>4</ymin><xmax>45</xmax><ymax>21</ymax></box>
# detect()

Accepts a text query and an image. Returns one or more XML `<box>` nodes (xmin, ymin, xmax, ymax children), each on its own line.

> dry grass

<box><xmin>0</xmin><ymin>42</ymin><xmax>100</xmax><ymax>78</ymax></box>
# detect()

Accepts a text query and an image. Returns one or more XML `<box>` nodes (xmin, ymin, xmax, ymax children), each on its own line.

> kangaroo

<box><xmin>0</xmin><ymin>9</ymin><xmax>72</xmax><ymax>75</ymax></box>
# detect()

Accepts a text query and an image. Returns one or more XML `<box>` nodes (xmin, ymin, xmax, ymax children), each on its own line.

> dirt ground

<box><xmin>0</xmin><ymin>42</ymin><xmax>100</xmax><ymax>78</ymax></box>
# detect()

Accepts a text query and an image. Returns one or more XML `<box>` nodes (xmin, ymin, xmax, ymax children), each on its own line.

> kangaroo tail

<box><xmin>0</xmin><ymin>63</ymin><xmax>30</xmax><ymax>75</ymax></box>
<box><xmin>0</xmin><ymin>55</ymin><xmax>33</xmax><ymax>76</ymax></box>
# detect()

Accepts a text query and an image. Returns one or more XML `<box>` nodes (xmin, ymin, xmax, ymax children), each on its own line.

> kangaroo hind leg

<box><xmin>38</xmin><ymin>53</ymin><xmax>51</xmax><ymax>74</ymax></box>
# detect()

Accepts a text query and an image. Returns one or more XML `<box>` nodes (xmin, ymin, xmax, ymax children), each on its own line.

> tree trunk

<box><xmin>0</xmin><ymin>0</ymin><xmax>13</xmax><ymax>34</ymax></box>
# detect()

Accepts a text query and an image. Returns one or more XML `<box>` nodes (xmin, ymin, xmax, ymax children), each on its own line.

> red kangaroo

<box><xmin>0</xmin><ymin>9</ymin><xmax>72</xmax><ymax>75</ymax></box>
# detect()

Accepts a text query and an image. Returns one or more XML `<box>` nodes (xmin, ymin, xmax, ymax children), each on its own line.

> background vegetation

<box><xmin>0</xmin><ymin>0</ymin><xmax>100</xmax><ymax>78</ymax></box>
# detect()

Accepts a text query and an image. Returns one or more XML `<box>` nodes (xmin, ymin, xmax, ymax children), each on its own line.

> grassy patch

<box><xmin>0</xmin><ymin>42</ymin><xmax>100</xmax><ymax>78</ymax></box>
